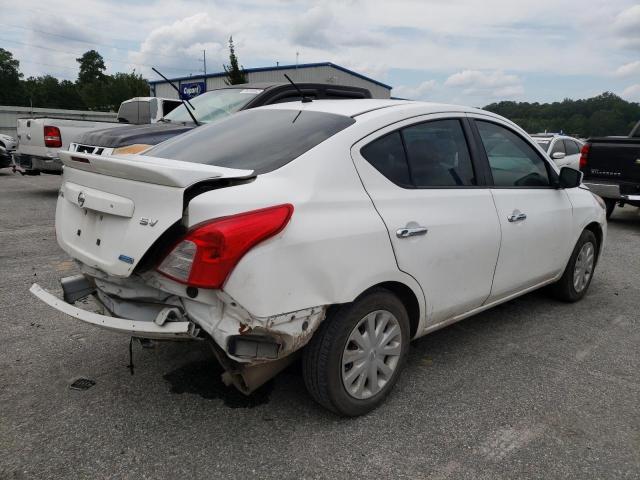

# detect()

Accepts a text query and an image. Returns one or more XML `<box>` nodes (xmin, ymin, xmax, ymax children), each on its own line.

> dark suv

<box><xmin>70</xmin><ymin>82</ymin><xmax>372</xmax><ymax>156</ymax></box>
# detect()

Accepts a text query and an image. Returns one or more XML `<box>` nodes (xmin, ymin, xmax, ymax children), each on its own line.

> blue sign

<box><xmin>180</xmin><ymin>81</ymin><xmax>206</xmax><ymax>99</ymax></box>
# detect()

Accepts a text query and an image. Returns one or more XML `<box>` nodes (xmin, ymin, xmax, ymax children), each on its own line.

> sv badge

<box><xmin>139</xmin><ymin>218</ymin><xmax>158</xmax><ymax>227</ymax></box>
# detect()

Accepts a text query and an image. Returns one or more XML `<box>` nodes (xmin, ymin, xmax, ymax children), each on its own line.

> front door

<box><xmin>471</xmin><ymin>118</ymin><xmax>573</xmax><ymax>300</ymax></box>
<box><xmin>351</xmin><ymin>115</ymin><xmax>501</xmax><ymax>325</ymax></box>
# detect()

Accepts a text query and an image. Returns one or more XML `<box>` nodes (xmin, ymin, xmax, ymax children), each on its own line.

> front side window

<box><xmin>550</xmin><ymin>140</ymin><xmax>565</xmax><ymax>155</ymax></box>
<box><xmin>476</xmin><ymin>121</ymin><xmax>551</xmax><ymax>187</ymax></box>
<box><xmin>564</xmin><ymin>140</ymin><xmax>580</xmax><ymax>155</ymax></box>
<box><xmin>402</xmin><ymin>119</ymin><xmax>475</xmax><ymax>187</ymax></box>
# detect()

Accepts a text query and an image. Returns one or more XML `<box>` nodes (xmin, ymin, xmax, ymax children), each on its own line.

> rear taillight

<box><xmin>44</xmin><ymin>126</ymin><xmax>62</xmax><ymax>148</ymax></box>
<box><xmin>157</xmin><ymin>204</ymin><xmax>294</xmax><ymax>289</ymax></box>
<box><xmin>579</xmin><ymin>143</ymin><xmax>590</xmax><ymax>170</ymax></box>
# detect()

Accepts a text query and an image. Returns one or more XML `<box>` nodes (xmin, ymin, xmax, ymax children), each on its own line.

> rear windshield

<box><xmin>146</xmin><ymin>109</ymin><xmax>355</xmax><ymax>174</ymax></box>
<box><xmin>118</xmin><ymin>101</ymin><xmax>151</xmax><ymax>124</ymax></box>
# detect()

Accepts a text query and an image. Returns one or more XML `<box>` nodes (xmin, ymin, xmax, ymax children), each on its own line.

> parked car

<box><xmin>0</xmin><ymin>134</ymin><xmax>17</xmax><ymax>170</ymax></box>
<box><xmin>0</xmin><ymin>146</ymin><xmax>12</xmax><ymax>169</ymax></box>
<box><xmin>0</xmin><ymin>133</ymin><xmax>17</xmax><ymax>152</ymax></box>
<box><xmin>531</xmin><ymin>134</ymin><xmax>583</xmax><ymax>170</ymax></box>
<box><xmin>580</xmin><ymin>120</ymin><xmax>640</xmax><ymax>218</ymax></box>
<box><xmin>69</xmin><ymin>82</ymin><xmax>372</xmax><ymax>156</ymax></box>
<box><xmin>31</xmin><ymin>100</ymin><xmax>606</xmax><ymax>416</ymax></box>
<box><xmin>14</xmin><ymin>97</ymin><xmax>182</xmax><ymax>175</ymax></box>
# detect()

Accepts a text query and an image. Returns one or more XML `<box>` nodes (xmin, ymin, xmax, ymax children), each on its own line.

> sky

<box><xmin>2</xmin><ymin>0</ymin><xmax>639</xmax><ymax>106</ymax></box>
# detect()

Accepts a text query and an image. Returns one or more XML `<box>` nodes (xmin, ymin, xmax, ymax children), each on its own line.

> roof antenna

<box><xmin>284</xmin><ymin>74</ymin><xmax>312</xmax><ymax>103</ymax></box>
<box><xmin>152</xmin><ymin>67</ymin><xmax>199</xmax><ymax>126</ymax></box>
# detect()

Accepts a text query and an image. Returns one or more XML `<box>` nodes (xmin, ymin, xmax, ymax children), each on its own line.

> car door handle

<box><xmin>396</xmin><ymin>226</ymin><xmax>428</xmax><ymax>238</ymax></box>
<box><xmin>507</xmin><ymin>212</ymin><xmax>527</xmax><ymax>222</ymax></box>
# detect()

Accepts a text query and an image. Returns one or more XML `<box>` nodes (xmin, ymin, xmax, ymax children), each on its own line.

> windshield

<box><xmin>147</xmin><ymin>109</ymin><xmax>355</xmax><ymax>174</ymax></box>
<box><xmin>163</xmin><ymin>88</ymin><xmax>263</xmax><ymax>124</ymax></box>
<box><xmin>533</xmin><ymin>139</ymin><xmax>551</xmax><ymax>151</ymax></box>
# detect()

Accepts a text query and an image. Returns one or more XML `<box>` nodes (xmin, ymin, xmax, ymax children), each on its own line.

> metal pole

<box><xmin>203</xmin><ymin>49</ymin><xmax>207</xmax><ymax>76</ymax></box>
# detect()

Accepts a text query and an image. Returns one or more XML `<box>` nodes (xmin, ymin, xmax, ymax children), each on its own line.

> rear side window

<box><xmin>118</xmin><ymin>102</ymin><xmax>151</xmax><ymax>124</ymax></box>
<box><xmin>147</xmin><ymin>109</ymin><xmax>355</xmax><ymax>174</ymax></box>
<box><xmin>402</xmin><ymin>119</ymin><xmax>475</xmax><ymax>187</ymax></box>
<box><xmin>476</xmin><ymin>121</ymin><xmax>551</xmax><ymax>187</ymax></box>
<box><xmin>564</xmin><ymin>140</ymin><xmax>580</xmax><ymax>155</ymax></box>
<box><xmin>360</xmin><ymin>132</ymin><xmax>411</xmax><ymax>186</ymax></box>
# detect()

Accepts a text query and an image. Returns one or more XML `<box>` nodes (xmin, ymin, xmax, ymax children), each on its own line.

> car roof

<box><xmin>257</xmin><ymin>99</ymin><xmax>490</xmax><ymax>118</ymax></box>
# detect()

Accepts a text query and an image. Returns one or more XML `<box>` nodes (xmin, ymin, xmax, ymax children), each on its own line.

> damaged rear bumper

<box><xmin>30</xmin><ymin>283</ymin><xmax>198</xmax><ymax>340</ymax></box>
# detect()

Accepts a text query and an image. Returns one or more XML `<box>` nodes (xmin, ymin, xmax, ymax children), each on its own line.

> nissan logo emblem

<box><xmin>77</xmin><ymin>192</ymin><xmax>86</xmax><ymax>207</ymax></box>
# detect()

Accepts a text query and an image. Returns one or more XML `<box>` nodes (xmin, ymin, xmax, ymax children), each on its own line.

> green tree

<box><xmin>223</xmin><ymin>36</ymin><xmax>247</xmax><ymax>85</ymax></box>
<box><xmin>0</xmin><ymin>48</ymin><xmax>25</xmax><ymax>105</ymax></box>
<box><xmin>484</xmin><ymin>92</ymin><xmax>640</xmax><ymax>137</ymax></box>
<box><xmin>76</xmin><ymin>49</ymin><xmax>106</xmax><ymax>84</ymax></box>
<box><xmin>76</xmin><ymin>49</ymin><xmax>109</xmax><ymax>110</ymax></box>
<box><xmin>106</xmin><ymin>71</ymin><xmax>149</xmax><ymax>110</ymax></box>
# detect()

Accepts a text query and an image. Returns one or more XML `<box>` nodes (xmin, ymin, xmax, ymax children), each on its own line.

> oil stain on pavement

<box><xmin>163</xmin><ymin>359</ymin><xmax>273</xmax><ymax>408</ymax></box>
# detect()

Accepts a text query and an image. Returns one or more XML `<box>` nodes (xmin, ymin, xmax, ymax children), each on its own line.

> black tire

<box><xmin>302</xmin><ymin>288</ymin><xmax>410</xmax><ymax>416</ymax></box>
<box><xmin>549</xmin><ymin>230</ymin><xmax>598</xmax><ymax>302</ymax></box>
<box><xmin>604</xmin><ymin>199</ymin><xmax>616</xmax><ymax>219</ymax></box>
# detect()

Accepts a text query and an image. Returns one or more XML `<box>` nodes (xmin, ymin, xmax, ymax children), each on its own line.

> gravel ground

<box><xmin>1</xmin><ymin>170</ymin><xmax>638</xmax><ymax>479</ymax></box>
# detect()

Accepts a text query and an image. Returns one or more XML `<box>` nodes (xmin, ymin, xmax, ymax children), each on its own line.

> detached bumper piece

<box><xmin>30</xmin><ymin>283</ymin><xmax>198</xmax><ymax>340</ymax></box>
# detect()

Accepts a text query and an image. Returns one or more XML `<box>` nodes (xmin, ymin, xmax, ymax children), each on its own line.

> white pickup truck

<box><xmin>14</xmin><ymin>97</ymin><xmax>181</xmax><ymax>175</ymax></box>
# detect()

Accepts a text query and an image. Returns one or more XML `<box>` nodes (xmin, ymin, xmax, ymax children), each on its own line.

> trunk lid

<box><xmin>56</xmin><ymin>151</ymin><xmax>253</xmax><ymax>277</ymax></box>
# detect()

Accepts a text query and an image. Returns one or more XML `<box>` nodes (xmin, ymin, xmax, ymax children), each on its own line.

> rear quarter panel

<box><xmin>186</xmin><ymin>130</ymin><xmax>426</xmax><ymax>323</ymax></box>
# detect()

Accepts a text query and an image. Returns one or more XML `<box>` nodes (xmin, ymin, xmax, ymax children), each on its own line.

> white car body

<box><xmin>32</xmin><ymin>100</ymin><xmax>606</xmax><ymax>412</ymax></box>
<box><xmin>0</xmin><ymin>133</ymin><xmax>17</xmax><ymax>151</ymax></box>
<box><xmin>532</xmin><ymin>134</ymin><xmax>583</xmax><ymax>170</ymax></box>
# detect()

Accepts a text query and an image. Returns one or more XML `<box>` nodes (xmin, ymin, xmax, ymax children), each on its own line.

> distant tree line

<box><xmin>0</xmin><ymin>48</ymin><xmax>149</xmax><ymax>111</ymax></box>
<box><xmin>483</xmin><ymin>92</ymin><xmax>640</xmax><ymax>137</ymax></box>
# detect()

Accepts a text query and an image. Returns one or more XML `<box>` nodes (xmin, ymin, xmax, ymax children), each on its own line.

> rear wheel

<box><xmin>302</xmin><ymin>289</ymin><xmax>410</xmax><ymax>416</ymax></box>
<box><xmin>549</xmin><ymin>230</ymin><xmax>597</xmax><ymax>302</ymax></box>
<box><xmin>604</xmin><ymin>199</ymin><xmax>616</xmax><ymax>219</ymax></box>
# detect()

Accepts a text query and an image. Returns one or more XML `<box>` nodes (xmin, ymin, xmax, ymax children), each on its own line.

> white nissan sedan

<box><xmin>32</xmin><ymin>100</ymin><xmax>606</xmax><ymax>416</ymax></box>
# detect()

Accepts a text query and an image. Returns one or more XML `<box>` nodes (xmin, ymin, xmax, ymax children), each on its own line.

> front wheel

<box><xmin>302</xmin><ymin>289</ymin><xmax>410</xmax><ymax>416</ymax></box>
<box><xmin>549</xmin><ymin>230</ymin><xmax>598</xmax><ymax>302</ymax></box>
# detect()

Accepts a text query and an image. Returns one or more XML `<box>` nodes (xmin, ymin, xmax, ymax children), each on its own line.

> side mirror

<box><xmin>559</xmin><ymin>166</ymin><xmax>583</xmax><ymax>188</ymax></box>
<box><xmin>552</xmin><ymin>151</ymin><xmax>566</xmax><ymax>160</ymax></box>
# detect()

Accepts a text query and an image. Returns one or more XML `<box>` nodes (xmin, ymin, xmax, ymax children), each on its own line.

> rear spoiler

<box><xmin>58</xmin><ymin>150</ymin><xmax>254</xmax><ymax>188</ymax></box>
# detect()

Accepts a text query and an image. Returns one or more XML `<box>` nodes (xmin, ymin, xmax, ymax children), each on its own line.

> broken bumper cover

<box><xmin>30</xmin><ymin>283</ymin><xmax>198</xmax><ymax>340</ymax></box>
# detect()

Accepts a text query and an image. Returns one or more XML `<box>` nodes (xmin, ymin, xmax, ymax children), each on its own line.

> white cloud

<box><xmin>621</xmin><ymin>84</ymin><xmax>640</xmax><ymax>102</ymax></box>
<box><xmin>4</xmin><ymin>0</ymin><xmax>639</xmax><ymax>104</ymax></box>
<box><xmin>612</xmin><ymin>5</ymin><xmax>640</xmax><ymax>49</ymax></box>
<box><xmin>614</xmin><ymin>60</ymin><xmax>640</xmax><ymax>77</ymax></box>
<box><xmin>128</xmin><ymin>13</ymin><xmax>232</xmax><ymax>77</ymax></box>
<box><xmin>444</xmin><ymin>70</ymin><xmax>524</xmax><ymax>98</ymax></box>
<box><xmin>290</xmin><ymin>5</ymin><xmax>384</xmax><ymax>50</ymax></box>
<box><xmin>393</xmin><ymin>80</ymin><xmax>437</xmax><ymax>99</ymax></box>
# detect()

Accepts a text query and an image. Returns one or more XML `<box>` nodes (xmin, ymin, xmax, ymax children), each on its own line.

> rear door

<box><xmin>351</xmin><ymin>114</ymin><xmax>501</xmax><ymax>325</ymax></box>
<box><xmin>469</xmin><ymin>117</ymin><xmax>573</xmax><ymax>300</ymax></box>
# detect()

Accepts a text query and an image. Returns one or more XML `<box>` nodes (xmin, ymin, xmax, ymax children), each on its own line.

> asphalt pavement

<box><xmin>1</xmin><ymin>170</ymin><xmax>638</xmax><ymax>479</ymax></box>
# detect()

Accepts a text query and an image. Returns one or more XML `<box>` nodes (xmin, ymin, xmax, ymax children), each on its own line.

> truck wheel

<box><xmin>604</xmin><ymin>199</ymin><xmax>616</xmax><ymax>219</ymax></box>
<box><xmin>549</xmin><ymin>230</ymin><xmax>598</xmax><ymax>302</ymax></box>
<box><xmin>302</xmin><ymin>288</ymin><xmax>410</xmax><ymax>416</ymax></box>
